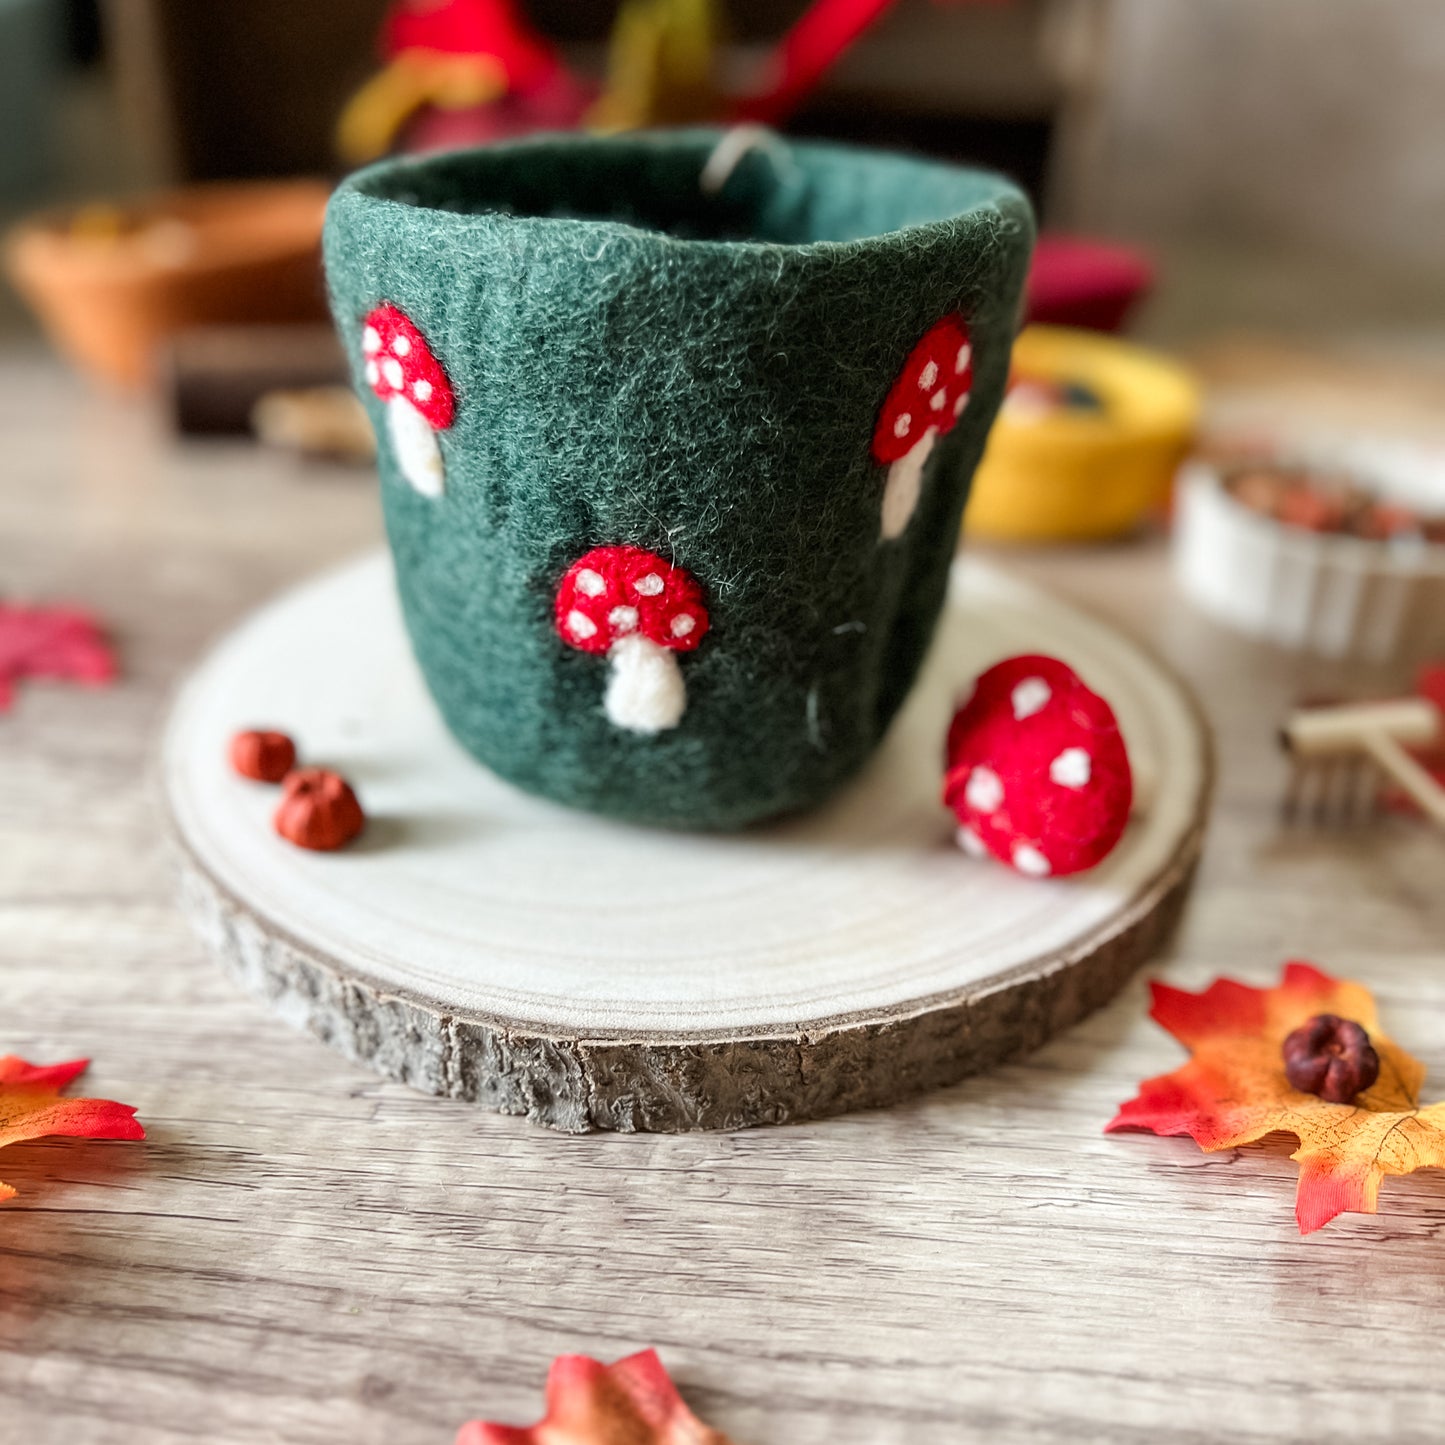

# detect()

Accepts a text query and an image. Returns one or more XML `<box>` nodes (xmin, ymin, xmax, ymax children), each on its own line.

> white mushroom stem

<box><xmin>605</xmin><ymin>633</ymin><xmax>686</xmax><ymax>734</ymax></box>
<box><xmin>386</xmin><ymin>395</ymin><xmax>445</xmax><ymax>497</ymax></box>
<box><xmin>880</xmin><ymin>427</ymin><xmax>937</xmax><ymax>540</ymax></box>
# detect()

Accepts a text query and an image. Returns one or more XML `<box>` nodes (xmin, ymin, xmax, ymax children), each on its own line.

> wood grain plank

<box><xmin>2</xmin><ymin>349</ymin><xmax>1445</xmax><ymax>1443</ymax></box>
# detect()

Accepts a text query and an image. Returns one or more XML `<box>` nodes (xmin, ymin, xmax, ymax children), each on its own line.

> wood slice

<box><xmin>163</xmin><ymin>551</ymin><xmax>1211</xmax><ymax>1132</ymax></box>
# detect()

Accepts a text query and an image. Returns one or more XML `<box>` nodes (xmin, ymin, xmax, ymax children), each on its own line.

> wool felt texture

<box><xmin>944</xmin><ymin>654</ymin><xmax>1133</xmax><ymax>876</ymax></box>
<box><xmin>362</xmin><ymin>303</ymin><xmax>455</xmax><ymax>428</ymax></box>
<box><xmin>363</xmin><ymin>302</ymin><xmax>455</xmax><ymax>494</ymax></box>
<box><xmin>872</xmin><ymin>311</ymin><xmax>973</xmax><ymax>539</ymax></box>
<box><xmin>325</xmin><ymin>129</ymin><xmax>1033</xmax><ymax>829</ymax></box>
<box><xmin>555</xmin><ymin>544</ymin><xmax>708</xmax><ymax>733</ymax></box>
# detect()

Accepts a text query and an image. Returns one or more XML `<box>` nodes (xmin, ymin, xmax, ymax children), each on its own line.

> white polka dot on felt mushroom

<box><xmin>1050</xmin><ymin>747</ymin><xmax>1092</xmax><ymax>789</ymax></box>
<box><xmin>1012</xmin><ymin>677</ymin><xmax>1052</xmax><ymax>719</ymax></box>
<box><xmin>964</xmin><ymin>765</ymin><xmax>1003</xmax><ymax>813</ymax></box>
<box><xmin>566</xmin><ymin>610</ymin><xmax>597</xmax><ymax>640</ymax></box>
<box><xmin>365</xmin><ymin>360</ymin><xmax>380</xmax><ymax>386</ymax></box>
<box><xmin>383</xmin><ymin>358</ymin><xmax>404</xmax><ymax>389</ymax></box>
<box><xmin>413</xmin><ymin>379</ymin><xmax>432</xmax><ymax>403</ymax></box>
<box><xmin>609</xmin><ymin>605</ymin><xmax>638</xmax><ymax>632</ymax></box>
<box><xmin>1012</xmin><ymin>843</ymin><xmax>1052</xmax><ymax>877</ymax></box>
<box><xmin>919</xmin><ymin>360</ymin><xmax>939</xmax><ymax>390</ymax></box>
<box><xmin>392</xmin><ymin>335</ymin><xmax>411</xmax><ymax>357</ymax></box>
<box><xmin>362</xmin><ymin>327</ymin><xmax>381</xmax><ymax>355</ymax></box>
<box><xmin>634</xmin><ymin>573</ymin><xmax>664</xmax><ymax>597</ymax></box>
<box><xmin>954</xmin><ymin>392</ymin><xmax>970</xmax><ymax>418</ymax></box>
<box><xmin>930</xmin><ymin>389</ymin><xmax>947</xmax><ymax>412</ymax></box>
<box><xmin>575</xmin><ymin>569</ymin><xmax>605</xmax><ymax>597</ymax></box>
<box><xmin>956</xmin><ymin>343</ymin><xmax>971</xmax><ymax>373</ymax></box>
<box><xmin>893</xmin><ymin>413</ymin><xmax>912</xmax><ymax>439</ymax></box>
<box><xmin>956</xmin><ymin>825</ymin><xmax>987</xmax><ymax>857</ymax></box>
<box><xmin>671</xmin><ymin>613</ymin><xmax>696</xmax><ymax>637</ymax></box>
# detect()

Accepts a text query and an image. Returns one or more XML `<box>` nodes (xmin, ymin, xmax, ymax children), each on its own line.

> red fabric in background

<box><xmin>1026</xmin><ymin>234</ymin><xmax>1156</xmax><ymax>333</ymax></box>
<box><xmin>380</xmin><ymin>0</ymin><xmax>559</xmax><ymax>89</ymax></box>
<box><xmin>736</xmin><ymin>0</ymin><xmax>1012</xmax><ymax>126</ymax></box>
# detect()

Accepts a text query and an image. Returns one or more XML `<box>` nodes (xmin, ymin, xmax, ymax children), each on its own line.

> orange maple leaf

<box><xmin>0</xmin><ymin>1056</ymin><xmax>144</xmax><ymax>1201</ymax></box>
<box><xmin>1107</xmin><ymin>962</ymin><xmax>1445</xmax><ymax>1232</ymax></box>
<box><xmin>455</xmin><ymin>1350</ymin><xmax>737</xmax><ymax>1445</ymax></box>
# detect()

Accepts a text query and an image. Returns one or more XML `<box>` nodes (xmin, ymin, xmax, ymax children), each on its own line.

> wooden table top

<box><xmin>3</xmin><ymin>347</ymin><xmax>1443</xmax><ymax>1444</ymax></box>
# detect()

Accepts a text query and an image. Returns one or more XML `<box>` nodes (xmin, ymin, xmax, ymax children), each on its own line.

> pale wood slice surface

<box><xmin>163</xmin><ymin>550</ymin><xmax>1210</xmax><ymax>1131</ymax></box>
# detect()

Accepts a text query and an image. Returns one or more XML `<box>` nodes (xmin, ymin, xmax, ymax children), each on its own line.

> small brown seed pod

<box><xmin>1282</xmin><ymin>1013</ymin><xmax>1380</xmax><ymax>1104</ymax></box>
<box><xmin>229</xmin><ymin>729</ymin><xmax>297</xmax><ymax>783</ymax></box>
<box><xmin>273</xmin><ymin>767</ymin><xmax>365</xmax><ymax>851</ymax></box>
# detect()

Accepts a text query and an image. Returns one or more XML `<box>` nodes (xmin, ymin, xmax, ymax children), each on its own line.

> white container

<box><xmin>1174</xmin><ymin>453</ymin><xmax>1445</xmax><ymax>663</ymax></box>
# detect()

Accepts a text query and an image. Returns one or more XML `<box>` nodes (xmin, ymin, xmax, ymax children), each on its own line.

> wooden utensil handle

<box><xmin>1364</xmin><ymin>731</ymin><xmax>1445</xmax><ymax>830</ymax></box>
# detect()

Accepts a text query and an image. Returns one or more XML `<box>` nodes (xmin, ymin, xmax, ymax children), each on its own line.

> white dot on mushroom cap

<box><xmin>1012</xmin><ymin>843</ymin><xmax>1052</xmax><ymax>877</ymax></box>
<box><xmin>566</xmin><ymin>610</ymin><xmax>597</xmax><ymax>640</ymax></box>
<box><xmin>919</xmin><ymin>360</ymin><xmax>939</xmax><ymax>390</ymax></box>
<box><xmin>1050</xmin><ymin>747</ymin><xmax>1092</xmax><ymax>789</ymax></box>
<box><xmin>671</xmin><ymin>613</ymin><xmax>696</xmax><ymax>638</ymax></box>
<box><xmin>364</xmin><ymin>360</ymin><xmax>380</xmax><ymax>387</ymax></box>
<box><xmin>392</xmin><ymin>335</ymin><xmax>411</xmax><ymax>357</ymax></box>
<box><xmin>930</xmin><ymin>388</ymin><xmax>947</xmax><ymax>412</ymax></box>
<box><xmin>956</xmin><ymin>824</ymin><xmax>987</xmax><ymax>857</ymax></box>
<box><xmin>964</xmin><ymin>765</ymin><xmax>1003</xmax><ymax>813</ymax></box>
<box><xmin>954</xmin><ymin>391</ymin><xmax>970</xmax><ymax>419</ymax></box>
<box><xmin>609</xmin><ymin>605</ymin><xmax>639</xmax><ymax>633</ymax></box>
<box><xmin>575</xmin><ymin>568</ymin><xmax>606</xmax><ymax>598</ymax></box>
<box><xmin>362</xmin><ymin>326</ymin><xmax>382</xmax><ymax>355</ymax></box>
<box><xmin>634</xmin><ymin>573</ymin><xmax>664</xmax><ymax>597</ymax></box>
<box><xmin>413</xmin><ymin>379</ymin><xmax>432</xmax><ymax>403</ymax></box>
<box><xmin>956</xmin><ymin>342</ymin><xmax>972</xmax><ymax>373</ymax></box>
<box><xmin>893</xmin><ymin>413</ymin><xmax>912</xmax><ymax>439</ymax></box>
<box><xmin>383</xmin><ymin>357</ymin><xmax>405</xmax><ymax>389</ymax></box>
<box><xmin>1012</xmin><ymin>677</ymin><xmax>1052</xmax><ymax>720</ymax></box>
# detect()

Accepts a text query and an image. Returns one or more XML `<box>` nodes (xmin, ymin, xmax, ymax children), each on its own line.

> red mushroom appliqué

<box><xmin>361</xmin><ymin>303</ymin><xmax>455</xmax><ymax>497</ymax></box>
<box><xmin>943</xmin><ymin>654</ymin><xmax>1132</xmax><ymax>877</ymax></box>
<box><xmin>872</xmin><ymin>313</ymin><xmax>974</xmax><ymax>540</ymax></box>
<box><xmin>555</xmin><ymin>545</ymin><xmax>710</xmax><ymax>734</ymax></box>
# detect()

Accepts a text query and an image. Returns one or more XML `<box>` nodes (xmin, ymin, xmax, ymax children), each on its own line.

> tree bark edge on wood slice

<box><xmin>172</xmin><ymin>812</ymin><xmax>1206</xmax><ymax>1134</ymax></box>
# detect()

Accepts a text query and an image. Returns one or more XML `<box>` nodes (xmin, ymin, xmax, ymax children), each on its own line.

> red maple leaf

<box><xmin>456</xmin><ymin>1350</ymin><xmax>736</xmax><ymax>1445</ymax></box>
<box><xmin>0</xmin><ymin>604</ymin><xmax>116</xmax><ymax>711</ymax></box>
<box><xmin>0</xmin><ymin>1056</ymin><xmax>144</xmax><ymax>1201</ymax></box>
<box><xmin>1108</xmin><ymin>963</ymin><xmax>1445</xmax><ymax>1232</ymax></box>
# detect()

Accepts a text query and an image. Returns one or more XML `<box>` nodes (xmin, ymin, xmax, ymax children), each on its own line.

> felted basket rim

<box><xmin>331</xmin><ymin>127</ymin><xmax>1029</xmax><ymax>262</ymax></box>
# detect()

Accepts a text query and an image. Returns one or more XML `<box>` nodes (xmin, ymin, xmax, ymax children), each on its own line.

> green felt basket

<box><xmin>324</xmin><ymin>129</ymin><xmax>1033</xmax><ymax>829</ymax></box>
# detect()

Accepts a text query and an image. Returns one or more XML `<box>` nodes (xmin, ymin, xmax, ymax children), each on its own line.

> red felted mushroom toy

<box><xmin>872</xmin><ymin>313</ymin><xmax>974</xmax><ymax>540</ymax></box>
<box><xmin>555</xmin><ymin>545</ymin><xmax>709</xmax><ymax>734</ymax></box>
<box><xmin>361</xmin><ymin>303</ymin><xmax>456</xmax><ymax>497</ymax></box>
<box><xmin>943</xmin><ymin>654</ymin><xmax>1132</xmax><ymax>877</ymax></box>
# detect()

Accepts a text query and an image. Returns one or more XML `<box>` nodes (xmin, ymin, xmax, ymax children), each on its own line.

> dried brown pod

<box><xmin>273</xmin><ymin>767</ymin><xmax>365</xmax><ymax>851</ymax></box>
<box><xmin>1282</xmin><ymin>1013</ymin><xmax>1380</xmax><ymax>1104</ymax></box>
<box><xmin>229</xmin><ymin>729</ymin><xmax>297</xmax><ymax>783</ymax></box>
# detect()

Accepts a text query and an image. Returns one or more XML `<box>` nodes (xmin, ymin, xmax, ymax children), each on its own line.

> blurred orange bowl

<box><xmin>4</xmin><ymin>178</ymin><xmax>332</xmax><ymax>390</ymax></box>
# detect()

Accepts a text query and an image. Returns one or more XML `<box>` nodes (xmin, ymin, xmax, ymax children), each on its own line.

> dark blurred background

<box><xmin>83</xmin><ymin>0</ymin><xmax>1056</xmax><ymax>199</ymax></box>
<box><xmin>6</xmin><ymin>0</ymin><xmax>1443</xmax><ymax>347</ymax></box>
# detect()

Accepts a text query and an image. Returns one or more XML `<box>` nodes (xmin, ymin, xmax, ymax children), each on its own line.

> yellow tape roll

<box><xmin>965</xmin><ymin>326</ymin><xmax>1201</xmax><ymax>543</ymax></box>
